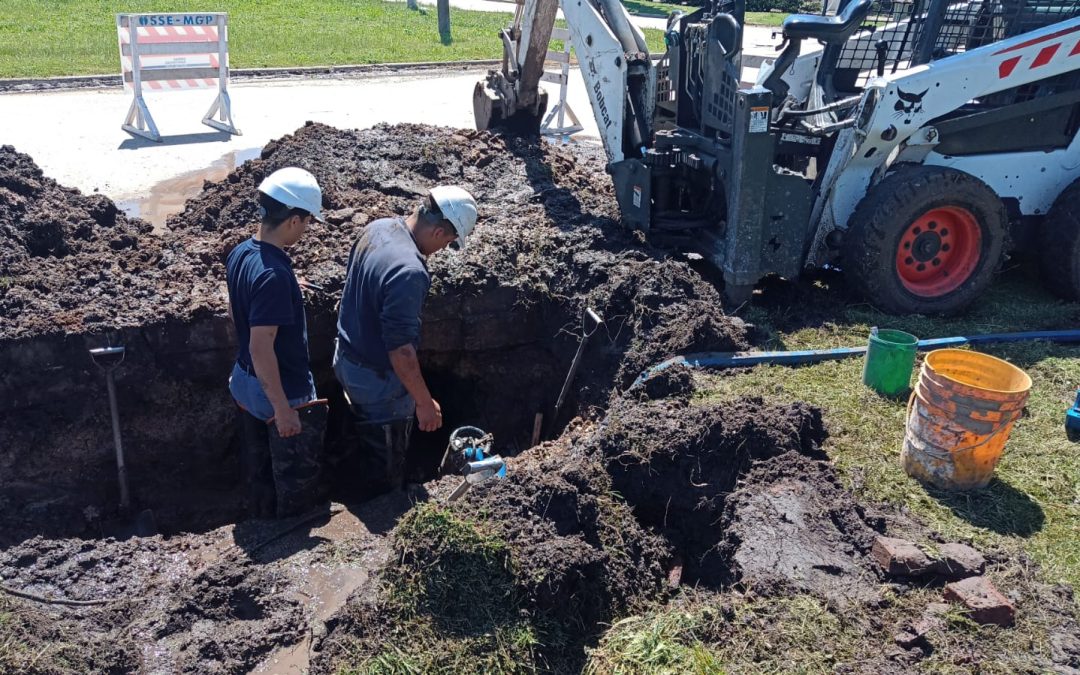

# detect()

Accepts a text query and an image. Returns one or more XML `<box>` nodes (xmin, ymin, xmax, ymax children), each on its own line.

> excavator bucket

<box><xmin>473</xmin><ymin>80</ymin><xmax>548</xmax><ymax>135</ymax></box>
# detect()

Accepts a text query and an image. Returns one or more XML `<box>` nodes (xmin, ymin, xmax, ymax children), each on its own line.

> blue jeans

<box><xmin>229</xmin><ymin>362</ymin><xmax>316</xmax><ymax>421</ymax></box>
<box><xmin>332</xmin><ymin>339</ymin><xmax>415</xmax><ymax>424</ymax></box>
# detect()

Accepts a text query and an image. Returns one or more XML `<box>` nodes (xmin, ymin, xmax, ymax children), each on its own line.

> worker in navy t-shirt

<box><xmin>334</xmin><ymin>186</ymin><xmax>478</xmax><ymax>496</ymax></box>
<box><xmin>226</xmin><ymin>167</ymin><xmax>326</xmax><ymax>518</ymax></box>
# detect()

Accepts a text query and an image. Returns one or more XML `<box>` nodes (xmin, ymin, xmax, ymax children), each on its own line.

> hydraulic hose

<box><xmin>632</xmin><ymin>329</ymin><xmax>1080</xmax><ymax>387</ymax></box>
<box><xmin>597</xmin><ymin>0</ymin><xmax>646</xmax><ymax>55</ymax></box>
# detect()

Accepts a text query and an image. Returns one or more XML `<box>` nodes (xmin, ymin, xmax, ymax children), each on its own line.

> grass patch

<box><xmin>744</xmin><ymin>11</ymin><xmax>790</xmax><ymax>26</ymax></box>
<box><xmin>329</xmin><ymin>502</ymin><xmax>541</xmax><ymax>674</ymax></box>
<box><xmin>587</xmin><ymin>582</ymin><xmax>1069</xmax><ymax>674</ymax></box>
<box><xmin>693</xmin><ymin>270</ymin><xmax>1080</xmax><ymax>589</ymax></box>
<box><xmin>620</xmin><ymin>0</ymin><xmax>790</xmax><ymax>25</ymax></box>
<box><xmin>0</xmin><ymin>0</ymin><xmax>664</xmax><ymax>78</ymax></box>
<box><xmin>0</xmin><ymin>595</ymin><xmax>96</xmax><ymax>675</ymax></box>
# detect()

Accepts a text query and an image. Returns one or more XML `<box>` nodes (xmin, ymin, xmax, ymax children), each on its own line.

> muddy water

<box><xmin>118</xmin><ymin>147</ymin><xmax>260</xmax><ymax>232</ymax></box>
<box><xmin>252</xmin><ymin>505</ymin><xmax>396</xmax><ymax>674</ymax></box>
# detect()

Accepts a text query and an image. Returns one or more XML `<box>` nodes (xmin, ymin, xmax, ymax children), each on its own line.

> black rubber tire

<box><xmin>843</xmin><ymin>165</ymin><xmax>1007</xmax><ymax>315</ymax></box>
<box><xmin>1038</xmin><ymin>176</ymin><xmax>1080</xmax><ymax>300</ymax></box>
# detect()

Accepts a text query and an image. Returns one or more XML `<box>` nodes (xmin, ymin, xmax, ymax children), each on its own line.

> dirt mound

<box><xmin>0</xmin><ymin>146</ymin><xmax>167</xmax><ymax>340</ymax></box>
<box><xmin>591</xmin><ymin>396</ymin><xmax>835</xmax><ymax>584</ymax></box>
<box><xmin>162</xmin><ymin>121</ymin><xmax>748</xmax><ymax>396</ymax></box>
<box><xmin>718</xmin><ymin>451</ymin><xmax>881</xmax><ymax>606</ymax></box>
<box><xmin>313</xmin><ymin>424</ymin><xmax>671</xmax><ymax>673</ymax></box>
<box><xmin>314</xmin><ymin>391</ymin><xmax>893</xmax><ymax>672</ymax></box>
<box><xmin>2</xmin><ymin>123</ymin><xmax>748</xmax><ymax>536</ymax></box>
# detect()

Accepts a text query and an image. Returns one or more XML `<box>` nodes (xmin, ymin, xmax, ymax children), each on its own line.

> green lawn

<box><xmin>0</xmin><ymin>0</ymin><xmax>791</xmax><ymax>79</ymax></box>
<box><xmin>622</xmin><ymin>0</ymin><xmax>790</xmax><ymax>25</ymax></box>
<box><xmin>0</xmin><ymin>0</ymin><xmax>664</xmax><ymax>78</ymax></box>
<box><xmin>700</xmin><ymin>270</ymin><xmax>1080</xmax><ymax>590</ymax></box>
<box><xmin>587</xmin><ymin>271</ymin><xmax>1080</xmax><ymax>673</ymax></box>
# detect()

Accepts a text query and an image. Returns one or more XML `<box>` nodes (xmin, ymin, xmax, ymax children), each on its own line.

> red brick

<box><xmin>934</xmin><ymin>543</ymin><xmax>986</xmax><ymax>579</ymax></box>
<box><xmin>943</xmin><ymin>576</ymin><xmax>1016</xmax><ymax>627</ymax></box>
<box><xmin>872</xmin><ymin>536</ymin><xmax>933</xmax><ymax>577</ymax></box>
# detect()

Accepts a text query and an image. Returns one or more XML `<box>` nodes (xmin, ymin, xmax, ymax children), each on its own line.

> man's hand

<box><xmin>388</xmin><ymin>344</ymin><xmax>442</xmax><ymax>432</ymax></box>
<box><xmin>416</xmin><ymin>398</ymin><xmax>443</xmax><ymax>432</ymax></box>
<box><xmin>273</xmin><ymin>406</ymin><xmax>302</xmax><ymax>437</ymax></box>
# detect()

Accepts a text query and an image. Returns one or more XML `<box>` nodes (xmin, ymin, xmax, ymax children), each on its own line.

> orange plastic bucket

<box><xmin>901</xmin><ymin>349</ymin><xmax>1031</xmax><ymax>491</ymax></box>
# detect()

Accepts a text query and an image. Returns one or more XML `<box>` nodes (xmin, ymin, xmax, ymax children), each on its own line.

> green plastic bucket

<box><xmin>862</xmin><ymin>328</ymin><xmax>918</xmax><ymax>397</ymax></box>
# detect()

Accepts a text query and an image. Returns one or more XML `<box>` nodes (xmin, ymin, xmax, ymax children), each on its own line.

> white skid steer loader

<box><xmin>474</xmin><ymin>0</ymin><xmax>1080</xmax><ymax>314</ymax></box>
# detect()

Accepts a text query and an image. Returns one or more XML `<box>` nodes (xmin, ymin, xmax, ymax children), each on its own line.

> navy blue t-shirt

<box><xmin>226</xmin><ymin>238</ymin><xmax>314</xmax><ymax>399</ymax></box>
<box><xmin>337</xmin><ymin>217</ymin><xmax>431</xmax><ymax>371</ymax></box>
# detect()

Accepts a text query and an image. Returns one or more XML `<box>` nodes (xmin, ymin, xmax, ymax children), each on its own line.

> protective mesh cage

<box><xmin>655</xmin><ymin>0</ymin><xmax>744</xmax><ymax>131</ymax></box>
<box><xmin>705</xmin><ymin>64</ymin><xmax>740</xmax><ymax>132</ymax></box>
<box><xmin>835</xmin><ymin>0</ymin><xmax>1080</xmax><ymax>91</ymax></box>
<box><xmin>656</xmin><ymin>55</ymin><xmax>675</xmax><ymax>104</ymax></box>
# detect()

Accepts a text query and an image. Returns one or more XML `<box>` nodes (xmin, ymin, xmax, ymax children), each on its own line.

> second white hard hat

<box><xmin>430</xmin><ymin>185</ymin><xmax>478</xmax><ymax>250</ymax></box>
<box><xmin>258</xmin><ymin>167</ymin><xmax>326</xmax><ymax>223</ymax></box>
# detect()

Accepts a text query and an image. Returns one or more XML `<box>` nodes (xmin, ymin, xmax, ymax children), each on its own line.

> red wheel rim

<box><xmin>895</xmin><ymin>206</ymin><xmax>982</xmax><ymax>297</ymax></box>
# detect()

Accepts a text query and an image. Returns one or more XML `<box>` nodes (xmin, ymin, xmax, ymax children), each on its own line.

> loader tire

<box><xmin>843</xmin><ymin>166</ymin><xmax>1006</xmax><ymax>315</ymax></box>
<box><xmin>1038</xmin><ymin>176</ymin><xmax>1080</xmax><ymax>300</ymax></box>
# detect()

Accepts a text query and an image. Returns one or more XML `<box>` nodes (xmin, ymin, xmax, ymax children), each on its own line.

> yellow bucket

<box><xmin>901</xmin><ymin>349</ymin><xmax>1032</xmax><ymax>491</ymax></box>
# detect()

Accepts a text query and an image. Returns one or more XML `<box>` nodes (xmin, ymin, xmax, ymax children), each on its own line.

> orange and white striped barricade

<box><xmin>116</xmin><ymin>13</ymin><xmax>240</xmax><ymax>142</ymax></box>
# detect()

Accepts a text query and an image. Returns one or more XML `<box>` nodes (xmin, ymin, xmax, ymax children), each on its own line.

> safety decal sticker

<box><xmin>749</xmin><ymin>107</ymin><xmax>769</xmax><ymax>133</ymax></box>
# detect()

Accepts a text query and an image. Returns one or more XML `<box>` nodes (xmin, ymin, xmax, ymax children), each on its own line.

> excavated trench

<box><xmin>4</xmin><ymin>125</ymin><xmax>1080</xmax><ymax>673</ymax></box>
<box><xmin>0</xmin><ymin>123</ymin><xmax>747</xmax><ymax>545</ymax></box>
<box><xmin>0</xmin><ymin>123</ymin><xmax>766</xmax><ymax>673</ymax></box>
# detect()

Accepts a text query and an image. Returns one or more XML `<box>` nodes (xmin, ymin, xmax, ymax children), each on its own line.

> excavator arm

<box><xmin>473</xmin><ymin>0</ymin><xmax>654</xmax><ymax>162</ymax></box>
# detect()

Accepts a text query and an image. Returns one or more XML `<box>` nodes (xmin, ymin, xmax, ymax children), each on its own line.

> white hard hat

<box><xmin>430</xmin><ymin>185</ymin><xmax>478</xmax><ymax>250</ymax></box>
<box><xmin>258</xmin><ymin>167</ymin><xmax>325</xmax><ymax>223</ymax></box>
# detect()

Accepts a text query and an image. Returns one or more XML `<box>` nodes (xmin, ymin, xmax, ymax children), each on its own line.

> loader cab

<box><xmin>621</xmin><ymin>0</ymin><xmax>1080</xmax><ymax>308</ymax></box>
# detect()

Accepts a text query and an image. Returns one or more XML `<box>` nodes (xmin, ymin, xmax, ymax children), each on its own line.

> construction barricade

<box><xmin>116</xmin><ymin>13</ymin><xmax>240</xmax><ymax>142</ymax></box>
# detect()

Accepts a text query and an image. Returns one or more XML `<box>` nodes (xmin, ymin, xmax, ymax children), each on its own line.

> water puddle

<box><xmin>118</xmin><ymin>147</ymin><xmax>261</xmax><ymax>233</ymax></box>
<box><xmin>253</xmin><ymin>506</ymin><xmax>389</xmax><ymax>675</ymax></box>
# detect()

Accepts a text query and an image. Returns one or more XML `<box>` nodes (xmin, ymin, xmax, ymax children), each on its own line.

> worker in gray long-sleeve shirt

<box><xmin>334</xmin><ymin>185</ymin><xmax>478</xmax><ymax>495</ymax></box>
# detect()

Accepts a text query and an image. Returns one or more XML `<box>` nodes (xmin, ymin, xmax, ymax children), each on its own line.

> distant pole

<box><xmin>438</xmin><ymin>0</ymin><xmax>451</xmax><ymax>41</ymax></box>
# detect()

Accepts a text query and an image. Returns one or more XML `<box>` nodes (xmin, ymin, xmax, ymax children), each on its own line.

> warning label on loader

<box><xmin>749</xmin><ymin>106</ymin><xmax>769</xmax><ymax>133</ymax></box>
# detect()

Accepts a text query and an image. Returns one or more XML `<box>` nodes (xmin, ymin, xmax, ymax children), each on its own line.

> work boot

<box><xmin>238</xmin><ymin>410</ymin><xmax>276</xmax><ymax>519</ymax></box>
<box><xmin>268</xmin><ymin>400</ymin><xmax>329</xmax><ymax>519</ymax></box>
<box><xmin>356</xmin><ymin>417</ymin><xmax>413</xmax><ymax>496</ymax></box>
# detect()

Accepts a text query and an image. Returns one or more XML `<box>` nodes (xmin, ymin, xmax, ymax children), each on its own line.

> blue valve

<box><xmin>1067</xmin><ymin>389</ymin><xmax>1080</xmax><ymax>439</ymax></box>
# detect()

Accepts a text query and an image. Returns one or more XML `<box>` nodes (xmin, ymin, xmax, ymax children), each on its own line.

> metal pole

<box><xmin>105</xmin><ymin>367</ymin><xmax>130</xmax><ymax>510</ymax></box>
<box><xmin>438</xmin><ymin>0</ymin><xmax>451</xmax><ymax>41</ymax></box>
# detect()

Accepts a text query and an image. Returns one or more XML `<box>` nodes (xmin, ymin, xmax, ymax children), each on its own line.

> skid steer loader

<box><xmin>474</xmin><ymin>0</ymin><xmax>1080</xmax><ymax>313</ymax></box>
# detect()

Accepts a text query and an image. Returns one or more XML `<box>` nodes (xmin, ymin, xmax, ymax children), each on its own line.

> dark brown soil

<box><xmin>4</xmin><ymin>122</ymin><xmax>1078</xmax><ymax>675</ymax></box>
<box><xmin>717</xmin><ymin>451</ymin><xmax>882</xmax><ymax>607</ymax></box>
<box><xmin>0</xmin><ymin>495</ymin><xmax>406</xmax><ymax>674</ymax></box>
<box><xmin>0</xmin><ymin>145</ymin><xmax>164</xmax><ymax>339</ymax></box>
<box><xmin>0</xmin><ymin>123</ymin><xmax>747</xmax><ymax>541</ymax></box>
<box><xmin>312</xmin><ymin>420</ymin><xmax>672</xmax><ymax>673</ymax></box>
<box><xmin>312</xmin><ymin>392</ymin><xmax>891</xmax><ymax>672</ymax></box>
<box><xmin>595</xmin><ymin>396</ymin><xmax>839</xmax><ymax>586</ymax></box>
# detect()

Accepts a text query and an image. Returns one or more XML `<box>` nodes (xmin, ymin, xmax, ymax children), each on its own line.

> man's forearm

<box><xmin>250</xmin><ymin>342</ymin><xmax>291</xmax><ymax>414</ymax></box>
<box><xmin>388</xmin><ymin>344</ymin><xmax>433</xmax><ymax>407</ymax></box>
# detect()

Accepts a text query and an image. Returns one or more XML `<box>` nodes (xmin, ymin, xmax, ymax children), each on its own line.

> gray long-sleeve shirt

<box><xmin>336</xmin><ymin>217</ymin><xmax>430</xmax><ymax>372</ymax></box>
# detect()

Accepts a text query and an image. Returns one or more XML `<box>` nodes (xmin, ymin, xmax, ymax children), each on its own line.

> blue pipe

<box><xmin>633</xmin><ymin>329</ymin><xmax>1080</xmax><ymax>387</ymax></box>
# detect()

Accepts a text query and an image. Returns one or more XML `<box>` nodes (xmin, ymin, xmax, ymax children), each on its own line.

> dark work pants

<box><xmin>355</xmin><ymin>415</ymin><xmax>413</xmax><ymax>496</ymax></box>
<box><xmin>239</xmin><ymin>403</ymin><xmax>328</xmax><ymax>519</ymax></box>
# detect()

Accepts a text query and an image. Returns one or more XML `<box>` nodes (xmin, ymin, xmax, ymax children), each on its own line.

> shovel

<box><xmin>89</xmin><ymin>346</ymin><xmax>156</xmax><ymax>538</ymax></box>
<box><xmin>550</xmin><ymin>307</ymin><xmax>604</xmax><ymax>426</ymax></box>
